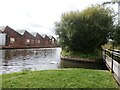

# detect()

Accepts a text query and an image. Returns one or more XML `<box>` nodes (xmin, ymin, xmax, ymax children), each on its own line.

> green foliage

<box><xmin>114</xmin><ymin>26</ymin><xmax>120</xmax><ymax>44</ymax></box>
<box><xmin>55</xmin><ymin>4</ymin><xmax>114</xmax><ymax>53</ymax></box>
<box><xmin>61</xmin><ymin>49</ymin><xmax>102</xmax><ymax>60</ymax></box>
<box><xmin>104</xmin><ymin>43</ymin><xmax>120</xmax><ymax>50</ymax></box>
<box><xmin>1</xmin><ymin>69</ymin><xmax>119</xmax><ymax>88</ymax></box>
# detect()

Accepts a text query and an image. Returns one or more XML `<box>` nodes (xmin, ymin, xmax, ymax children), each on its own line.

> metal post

<box><xmin>111</xmin><ymin>51</ymin><xmax>114</xmax><ymax>73</ymax></box>
<box><xmin>104</xmin><ymin>49</ymin><xmax>106</xmax><ymax>61</ymax></box>
<box><xmin>118</xmin><ymin>2</ymin><xmax>120</xmax><ymax>25</ymax></box>
<box><xmin>104</xmin><ymin>49</ymin><xmax>106</xmax><ymax>65</ymax></box>
<box><xmin>102</xmin><ymin>48</ymin><xmax>106</xmax><ymax>64</ymax></box>
<box><xmin>111</xmin><ymin>41</ymin><xmax>114</xmax><ymax>73</ymax></box>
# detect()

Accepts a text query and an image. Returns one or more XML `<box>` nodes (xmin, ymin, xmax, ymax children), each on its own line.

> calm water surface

<box><xmin>0</xmin><ymin>48</ymin><xmax>61</xmax><ymax>74</ymax></box>
<box><xmin>0</xmin><ymin>48</ymin><xmax>107</xmax><ymax>74</ymax></box>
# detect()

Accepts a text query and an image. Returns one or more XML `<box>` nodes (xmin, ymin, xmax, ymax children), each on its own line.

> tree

<box><xmin>102</xmin><ymin>0</ymin><xmax>120</xmax><ymax>25</ymax></box>
<box><xmin>114</xmin><ymin>26</ymin><xmax>120</xmax><ymax>44</ymax></box>
<box><xmin>55</xmin><ymin>5</ymin><xmax>114</xmax><ymax>53</ymax></box>
<box><xmin>103</xmin><ymin>0</ymin><xmax>120</xmax><ymax>45</ymax></box>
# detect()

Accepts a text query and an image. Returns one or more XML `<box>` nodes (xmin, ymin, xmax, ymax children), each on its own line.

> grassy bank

<box><xmin>1</xmin><ymin>68</ymin><xmax>119</xmax><ymax>88</ymax></box>
<box><xmin>61</xmin><ymin>50</ymin><xmax>102</xmax><ymax>61</ymax></box>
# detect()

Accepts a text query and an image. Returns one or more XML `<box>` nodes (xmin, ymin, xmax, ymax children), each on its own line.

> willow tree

<box><xmin>55</xmin><ymin>5</ymin><xmax>114</xmax><ymax>53</ymax></box>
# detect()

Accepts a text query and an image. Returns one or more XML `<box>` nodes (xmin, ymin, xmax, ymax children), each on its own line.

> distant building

<box><xmin>0</xmin><ymin>26</ymin><xmax>58</xmax><ymax>48</ymax></box>
<box><xmin>0</xmin><ymin>33</ymin><xmax>6</xmax><ymax>46</ymax></box>
<box><xmin>0</xmin><ymin>26</ymin><xmax>22</xmax><ymax>47</ymax></box>
<box><xmin>16</xmin><ymin>30</ymin><xmax>35</xmax><ymax>47</ymax></box>
<box><xmin>51</xmin><ymin>36</ymin><xmax>57</xmax><ymax>46</ymax></box>
<box><xmin>31</xmin><ymin>32</ymin><xmax>44</xmax><ymax>47</ymax></box>
<box><xmin>48</xmin><ymin>35</ymin><xmax>57</xmax><ymax>47</ymax></box>
<box><xmin>0</xmin><ymin>30</ymin><xmax>2</xmax><ymax>33</ymax></box>
<box><xmin>41</xmin><ymin>34</ymin><xmax>50</xmax><ymax>47</ymax></box>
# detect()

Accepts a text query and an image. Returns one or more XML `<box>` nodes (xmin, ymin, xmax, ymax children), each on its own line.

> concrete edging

<box><xmin>60</xmin><ymin>55</ymin><xmax>102</xmax><ymax>63</ymax></box>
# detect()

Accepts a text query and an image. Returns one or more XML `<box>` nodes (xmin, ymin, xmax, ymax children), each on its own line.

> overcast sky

<box><xmin>0</xmin><ymin>0</ymin><xmax>118</xmax><ymax>35</ymax></box>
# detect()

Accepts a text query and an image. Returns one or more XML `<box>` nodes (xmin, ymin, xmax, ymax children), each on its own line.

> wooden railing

<box><xmin>102</xmin><ymin>48</ymin><xmax>120</xmax><ymax>85</ymax></box>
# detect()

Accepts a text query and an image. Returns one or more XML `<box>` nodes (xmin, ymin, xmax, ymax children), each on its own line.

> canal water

<box><xmin>0</xmin><ymin>48</ymin><xmax>107</xmax><ymax>74</ymax></box>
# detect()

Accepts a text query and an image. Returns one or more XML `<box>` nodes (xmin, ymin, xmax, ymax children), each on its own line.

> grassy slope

<box><xmin>1</xmin><ymin>68</ymin><xmax>119</xmax><ymax>88</ymax></box>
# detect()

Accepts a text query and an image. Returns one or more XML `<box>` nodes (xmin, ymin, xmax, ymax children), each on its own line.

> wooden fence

<box><xmin>102</xmin><ymin>48</ymin><xmax>120</xmax><ymax>85</ymax></box>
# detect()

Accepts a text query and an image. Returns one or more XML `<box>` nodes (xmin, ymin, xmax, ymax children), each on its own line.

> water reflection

<box><xmin>60</xmin><ymin>60</ymin><xmax>107</xmax><ymax>70</ymax></box>
<box><xmin>0</xmin><ymin>48</ymin><xmax>107</xmax><ymax>74</ymax></box>
<box><xmin>1</xmin><ymin>48</ymin><xmax>61</xmax><ymax>74</ymax></box>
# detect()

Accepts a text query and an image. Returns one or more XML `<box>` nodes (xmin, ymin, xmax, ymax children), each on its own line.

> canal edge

<box><xmin>60</xmin><ymin>55</ymin><xmax>102</xmax><ymax>63</ymax></box>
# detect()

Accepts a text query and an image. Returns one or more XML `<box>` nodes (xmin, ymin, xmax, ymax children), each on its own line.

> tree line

<box><xmin>55</xmin><ymin>4</ymin><xmax>120</xmax><ymax>54</ymax></box>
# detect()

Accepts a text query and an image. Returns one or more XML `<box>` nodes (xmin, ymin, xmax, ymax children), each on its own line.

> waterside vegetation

<box><xmin>55</xmin><ymin>4</ymin><xmax>114</xmax><ymax>54</ymax></box>
<box><xmin>61</xmin><ymin>50</ymin><xmax>102</xmax><ymax>62</ymax></box>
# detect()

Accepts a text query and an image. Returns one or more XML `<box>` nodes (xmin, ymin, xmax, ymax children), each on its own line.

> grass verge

<box><xmin>1</xmin><ymin>68</ymin><xmax>119</xmax><ymax>88</ymax></box>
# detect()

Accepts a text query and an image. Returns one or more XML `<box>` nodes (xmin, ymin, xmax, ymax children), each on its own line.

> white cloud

<box><xmin>0</xmin><ymin>0</ymin><xmax>118</xmax><ymax>35</ymax></box>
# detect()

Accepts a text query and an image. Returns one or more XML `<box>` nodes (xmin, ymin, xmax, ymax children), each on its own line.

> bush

<box><xmin>55</xmin><ymin>5</ymin><xmax>114</xmax><ymax>54</ymax></box>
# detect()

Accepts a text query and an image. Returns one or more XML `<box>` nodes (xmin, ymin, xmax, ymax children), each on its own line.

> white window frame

<box><xmin>10</xmin><ymin>38</ymin><xmax>15</xmax><ymax>43</ymax></box>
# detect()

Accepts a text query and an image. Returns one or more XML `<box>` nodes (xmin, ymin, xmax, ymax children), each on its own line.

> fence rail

<box><xmin>102</xmin><ymin>48</ymin><xmax>120</xmax><ymax>85</ymax></box>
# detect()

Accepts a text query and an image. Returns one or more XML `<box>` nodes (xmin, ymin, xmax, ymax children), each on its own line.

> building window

<box><xmin>38</xmin><ymin>40</ymin><xmax>40</xmax><ymax>43</ymax></box>
<box><xmin>52</xmin><ymin>38</ymin><xmax>54</xmax><ymax>42</ymax></box>
<box><xmin>52</xmin><ymin>38</ymin><xmax>54</xmax><ymax>44</ymax></box>
<box><xmin>10</xmin><ymin>38</ymin><xmax>15</xmax><ymax>43</ymax></box>
<box><xmin>26</xmin><ymin>39</ymin><xmax>30</xmax><ymax>43</ymax></box>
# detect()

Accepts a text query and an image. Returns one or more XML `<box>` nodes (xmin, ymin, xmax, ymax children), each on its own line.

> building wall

<box><xmin>0</xmin><ymin>30</ymin><xmax>2</xmax><ymax>33</ymax></box>
<box><xmin>21</xmin><ymin>31</ymin><xmax>35</xmax><ymax>46</ymax></box>
<box><xmin>44</xmin><ymin>36</ymin><xmax>57</xmax><ymax>47</ymax></box>
<box><xmin>0</xmin><ymin>33</ymin><xmax>6</xmax><ymax>46</ymax></box>
<box><xmin>51</xmin><ymin>37</ymin><xmax>57</xmax><ymax>46</ymax></box>
<box><xmin>34</xmin><ymin>34</ymin><xmax>44</xmax><ymax>47</ymax></box>
<box><xmin>0</xmin><ymin>26</ymin><xmax>57</xmax><ymax>48</ymax></box>
<box><xmin>48</xmin><ymin>37</ymin><xmax>57</xmax><ymax>47</ymax></box>
<box><xmin>3</xmin><ymin>26</ymin><xmax>22</xmax><ymax>46</ymax></box>
<box><xmin>44</xmin><ymin>35</ymin><xmax>50</xmax><ymax>47</ymax></box>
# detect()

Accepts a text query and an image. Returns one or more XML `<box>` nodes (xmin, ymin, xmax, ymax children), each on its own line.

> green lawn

<box><xmin>1</xmin><ymin>68</ymin><xmax>119</xmax><ymax>88</ymax></box>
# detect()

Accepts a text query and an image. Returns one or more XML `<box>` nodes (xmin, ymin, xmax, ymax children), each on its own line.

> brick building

<box><xmin>31</xmin><ymin>32</ymin><xmax>44</xmax><ymax>47</ymax></box>
<box><xmin>48</xmin><ymin>35</ymin><xmax>57</xmax><ymax>47</ymax></box>
<box><xmin>0</xmin><ymin>26</ymin><xmax>57</xmax><ymax>48</ymax></box>
<box><xmin>17</xmin><ymin>30</ymin><xmax>35</xmax><ymax>47</ymax></box>
<box><xmin>41</xmin><ymin>34</ymin><xmax>50</xmax><ymax>47</ymax></box>
<box><xmin>0</xmin><ymin>26</ymin><xmax>22</xmax><ymax>47</ymax></box>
